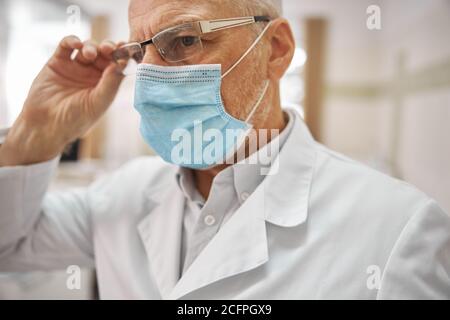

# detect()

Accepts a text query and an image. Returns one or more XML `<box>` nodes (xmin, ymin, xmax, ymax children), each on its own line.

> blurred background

<box><xmin>0</xmin><ymin>0</ymin><xmax>449</xmax><ymax>299</ymax></box>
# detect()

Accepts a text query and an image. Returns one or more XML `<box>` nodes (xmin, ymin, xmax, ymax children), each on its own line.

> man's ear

<box><xmin>266</xmin><ymin>18</ymin><xmax>296</xmax><ymax>81</ymax></box>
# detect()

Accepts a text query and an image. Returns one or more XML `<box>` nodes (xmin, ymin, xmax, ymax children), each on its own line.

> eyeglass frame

<box><xmin>113</xmin><ymin>15</ymin><xmax>271</xmax><ymax>63</ymax></box>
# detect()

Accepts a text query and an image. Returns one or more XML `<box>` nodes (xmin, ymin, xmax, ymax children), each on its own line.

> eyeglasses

<box><xmin>112</xmin><ymin>16</ymin><xmax>271</xmax><ymax>65</ymax></box>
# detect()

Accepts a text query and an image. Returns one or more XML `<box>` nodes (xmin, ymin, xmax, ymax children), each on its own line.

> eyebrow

<box><xmin>131</xmin><ymin>12</ymin><xmax>237</xmax><ymax>43</ymax></box>
<box><xmin>156</xmin><ymin>19</ymin><xmax>196</xmax><ymax>34</ymax></box>
<box><xmin>152</xmin><ymin>12</ymin><xmax>213</xmax><ymax>37</ymax></box>
<box><xmin>130</xmin><ymin>19</ymin><xmax>190</xmax><ymax>43</ymax></box>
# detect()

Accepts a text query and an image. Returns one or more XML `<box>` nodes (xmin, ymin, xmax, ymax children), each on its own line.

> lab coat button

<box><xmin>204</xmin><ymin>215</ymin><xmax>216</xmax><ymax>226</ymax></box>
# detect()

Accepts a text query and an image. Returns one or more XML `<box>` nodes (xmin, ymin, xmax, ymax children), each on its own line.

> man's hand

<box><xmin>0</xmin><ymin>35</ymin><xmax>125</xmax><ymax>166</ymax></box>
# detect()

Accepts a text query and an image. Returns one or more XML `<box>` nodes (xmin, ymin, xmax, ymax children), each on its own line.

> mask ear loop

<box><xmin>245</xmin><ymin>80</ymin><xmax>270</xmax><ymax>124</ymax></box>
<box><xmin>220</xmin><ymin>23</ymin><xmax>272</xmax><ymax>165</ymax></box>
<box><xmin>222</xmin><ymin>80</ymin><xmax>270</xmax><ymax>165</ymax></box>
<box><xmin>222</xmin><ymin>22</ymin><xmax>273</xmax><ymax>79</ymax></box>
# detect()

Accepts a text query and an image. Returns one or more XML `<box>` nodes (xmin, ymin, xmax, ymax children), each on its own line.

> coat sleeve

<box><xmin>377</xmin><ymin>200</ymin><xmax>450</xmax><ymax>299</ymax></box>
<box><xmin>0</xmin><ymin>158</ymin><xmax>95</xmax><ymax>272</ymax></box>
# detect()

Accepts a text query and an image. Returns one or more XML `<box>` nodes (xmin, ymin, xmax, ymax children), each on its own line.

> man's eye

<box><xmin>180</xmin><ymin>36</ymin><xmax>197</xmax><ymax>47</ymax></box>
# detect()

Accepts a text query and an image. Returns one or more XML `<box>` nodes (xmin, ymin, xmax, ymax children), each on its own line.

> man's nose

<box><xmin>142</xmin><ymin>45</ymin><xmax>170</xmax><ymax>66</ymax></box>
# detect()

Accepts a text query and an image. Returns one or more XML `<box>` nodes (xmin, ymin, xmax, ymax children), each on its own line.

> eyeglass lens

<box><xmin>113</xmin><ymin>22</ymin><xmax>203</xmax><ymax>68</ymax></box>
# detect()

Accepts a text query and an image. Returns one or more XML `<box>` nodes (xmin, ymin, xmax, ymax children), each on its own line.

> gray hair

<box><xmin>229</xmin><ymin>0</ymin><xmax>282</xmax><ymax>18</ymax></box>
<box><xmin>222</xmin><ymin>0</ymin><xmax>282</xmax><ymax>35</ymax></box>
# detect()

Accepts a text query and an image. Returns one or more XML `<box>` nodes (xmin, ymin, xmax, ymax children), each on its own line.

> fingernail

<box><xmin>86</xmin><ymin>45</ymin><xmax>97</xmax><ymax>56</ymax></box>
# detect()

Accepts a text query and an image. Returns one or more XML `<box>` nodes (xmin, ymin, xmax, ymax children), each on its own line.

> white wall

<box><xmin>378</xmin><ymin>0</ymin><xmax>450</xmax><ymax>212</ymax></box>
<box><xmin>283</xmin><ymin>0</ymin><xmax>450</xmax><ymax>212</ymax></box>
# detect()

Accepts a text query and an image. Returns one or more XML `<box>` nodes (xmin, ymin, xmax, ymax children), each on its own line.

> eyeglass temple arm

<box><xmin>137</xmin><ymin>16</ymin><xmax>270</xmax><ymax>46</ymax></box>
<box><xmin>136</xmin><ymin>16</ymin><xmax>270</xmax><ymax>48</ymax></box>
<box><xmin>198</xmin><ymin>16</ymin><xmax>271</xmax><ymax>34</ymax></box>
<box><xmin>140</xmin><ymin>38</ymin><xmax>153</xmax><ymax>47</ymax></box>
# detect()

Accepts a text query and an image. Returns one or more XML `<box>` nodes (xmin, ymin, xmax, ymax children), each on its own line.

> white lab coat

<box><xmin>0</xmin><ymin>108</ymin><xmax>449</xmax><ymax>299</ymax></box>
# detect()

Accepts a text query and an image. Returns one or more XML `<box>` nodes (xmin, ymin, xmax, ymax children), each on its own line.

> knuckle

<box><xmin>101</xmin><ymin>39</ymin><xmax>114</xmax><ymax>46</ymax></box>
<box><xmin>84</xmin><ymin>39</ymin><xmax>98</xmax><ymax>47</ymax></box>
<box><xmin>62</xmin><ymin>35</ymin><xmax>79</xmax><ymax>44</ymax></box>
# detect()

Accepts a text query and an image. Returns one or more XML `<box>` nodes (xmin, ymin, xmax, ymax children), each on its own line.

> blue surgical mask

<box><xmin>134</xmin><ymin>23</ymin><xmax>271</xmax><ymax>169</ymax></box>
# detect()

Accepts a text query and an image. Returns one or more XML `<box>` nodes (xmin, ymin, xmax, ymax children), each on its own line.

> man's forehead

<box><xmin>128</xmin><ymin>0</ymin><xmax>228</xmax><ymax>20</ymax></box>
<box><xmin>129</xmin><ymin>0</ymin><xmax>228</xmax><ymax>36</ymax></box>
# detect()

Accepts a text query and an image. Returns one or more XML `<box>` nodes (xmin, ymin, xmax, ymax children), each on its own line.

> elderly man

<box><xmin>0</xmin><ymin>0</ymin><xmax>449</xmax><ymax>300</ymax></box>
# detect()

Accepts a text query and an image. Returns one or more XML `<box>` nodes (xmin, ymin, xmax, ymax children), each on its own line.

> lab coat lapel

<box><xmin>168</xmin><ymin>109</ymin><xmax>317</xmax><ymax>299</ymax></box>
<box><xmin>169</xmin><ymin>186</ymin><xmax>269</xmax><ymax>300</ymax></box>
<box><xmin>262</xmin><ymin>111</ymin><xmax>316</xmax><ymax>227</ymax></box>
<box><xmin>137</xmin><ymin>181</ymin><xmax>185</xmax><ymax>299</ymax></box>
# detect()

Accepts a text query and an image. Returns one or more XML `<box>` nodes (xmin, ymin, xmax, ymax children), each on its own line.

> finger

<box><xmin>110</xmin><ymin>41</ymin><xmax>127</xmax><ymax>64</ymax></box>
<box><xmin>79</xmin><ymin>40</ymin><xmax>118</xmax><ymax>71</ymax></box>
<box><xmin>91</xmin><ymin>63</ymin><xmax>126</xmax><ymax>115</ymax></box>
<box><xmin>93</xmin><ymin>56</ymin><xmax>114</xmax><ymax>71</ymax></box>
<box><xmin>75</xmin><ymin>40</ymin><xmax>98</xmax><ymax>65</ymax></box>
<box><xmin>94</xmin><ymin>41</ymin><xmax>116</xmax><ymax>70</ymax></box>
<box><xmin>54</xmin><ymin>35</ymin><xmax>83</xmax><ymax>60</ymax></box>
<box><xmin>99</xmin><ymin>40</ymin><xmax>116</xmax><ymax>59</ymax></box>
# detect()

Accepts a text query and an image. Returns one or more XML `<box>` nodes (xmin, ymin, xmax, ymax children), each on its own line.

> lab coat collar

<box><xmin>260</xmin><ymin>108</ymin><xmax>316</xmax><ymax>227</ymax></box>
<box><xmin>137</xmin><ymin>107</ymin><xmax>316</xmax><ymax>299</ymax></box>
<box><xmin>231</xmin><ymin>110</ymin><xmax>294</xmax><ymax>207</ymax></box>
<box><xmin>138</xmin><ymin>177</ymin><xmax>269</xmax><ymax>300</ymax></box>
<box><xmin>169</xmin><ymin>187</ymin><xmax>269</xmax><ymax>299</ymax></box>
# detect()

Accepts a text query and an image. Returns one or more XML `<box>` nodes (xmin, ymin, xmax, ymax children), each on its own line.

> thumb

<box><xmin>91</xmin><ymin>62</ymin><xmax>125</xmax><ymax>115</ymax></box>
